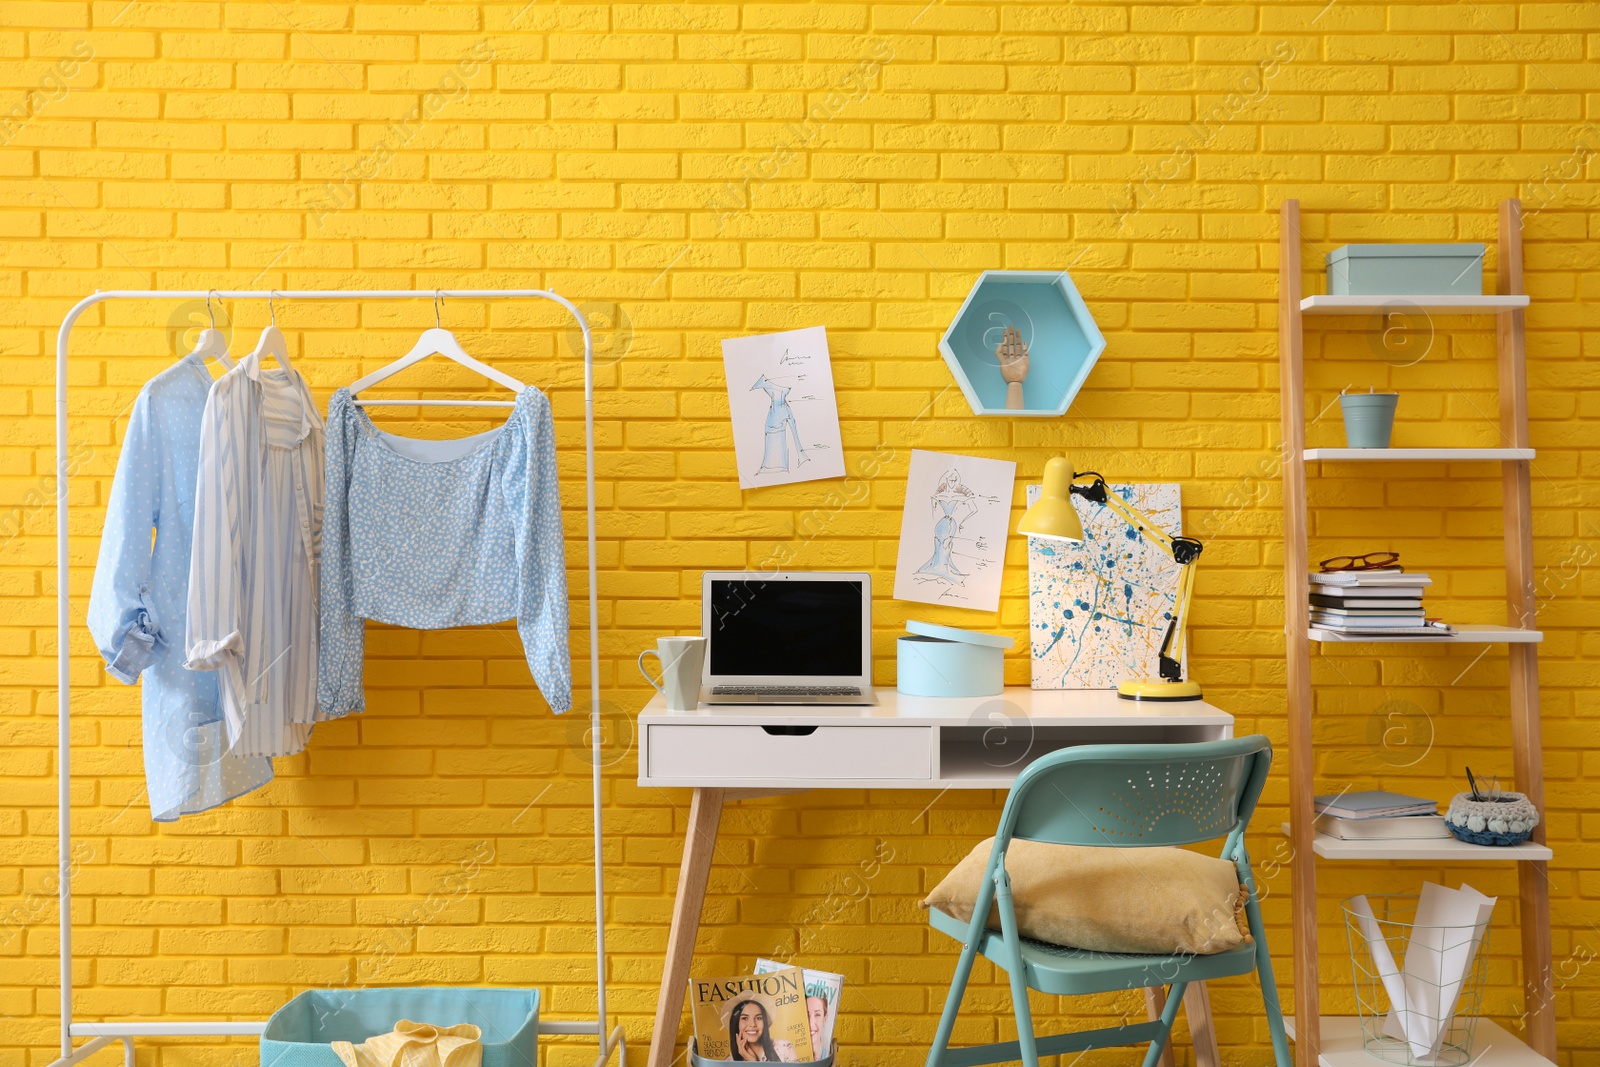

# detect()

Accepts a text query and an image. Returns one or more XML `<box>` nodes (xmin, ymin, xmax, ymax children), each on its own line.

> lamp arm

<box><xmin>1083</xmin><ymin>479</ymin><xmax>1203</xmax><ymax>565</ymax></box>
<box><xmin>1093</xmin><ymin>483</ymin><xmax>1178</xmax><ymax>554</ymax></box>
<box><xmin>1161</xmin><ymin>557</ymin><xmax>1198</xmax><ymax>681</ymax></box>
<box><xmin>1076</xmin><ymin>477</ymin><xmax>1203</xmax><ymax>682</ymax></box>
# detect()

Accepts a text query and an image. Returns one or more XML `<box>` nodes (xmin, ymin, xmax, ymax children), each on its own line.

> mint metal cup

<box><xmin>1340</xmin><ymin>392</ymin><xmax>1399</xmax><ymax>448</ymax></box>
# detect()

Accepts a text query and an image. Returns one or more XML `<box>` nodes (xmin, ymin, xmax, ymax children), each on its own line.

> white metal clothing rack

<box><xmin>49</xmin><ymin>290</ymin><xmax>622</xmax><ymax>1067</ymax></box>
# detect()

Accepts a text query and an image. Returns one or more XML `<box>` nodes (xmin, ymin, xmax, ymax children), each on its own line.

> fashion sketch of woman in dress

<box><xmin>916</xmin><ymin>468</ymin><xmax>978</xmax><ymax>585</ymax></box>
<box><xmin>751</xmin><ymin>374</ymin><xmax>809</xmax><ymax>476</ymax></box>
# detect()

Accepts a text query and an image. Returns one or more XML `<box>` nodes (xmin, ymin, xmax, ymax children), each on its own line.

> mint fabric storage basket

<box><xmin>262</xmin><ymin>988</ymin><xmax>539</xmax><ymax>1067</ymax></box>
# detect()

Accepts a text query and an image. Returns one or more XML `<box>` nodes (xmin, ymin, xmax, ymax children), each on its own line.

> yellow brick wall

<box><xmin>1</xmin><ymin>2</ymin><xmax>1596</xmax><ymax>1066</ymax></box>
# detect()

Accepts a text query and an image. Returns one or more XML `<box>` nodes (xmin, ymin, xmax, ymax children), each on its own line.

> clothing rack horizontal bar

<box><xmin>61</xmin><ymin>1021</ymin><xmax>625</xmax><ymax>1067</ymax></box>
<box><xmin>354</xmin><ymin>399</ymin><xmax>519</xmax><ymax>407</ymax></box>
<box><xmin>76</xmin><ymin>289</ymin><xmax>575</xmax><ymax>300</ymax></box>
<box><xmin>70</xmin><ymin>1021</ymin><xmax>605</xmax><ymax>1038</ymax></box>
<box><xmin>72</xmin><ymin>1024</ymin><xmax>265</xmax><ymax>1038</ymax></box>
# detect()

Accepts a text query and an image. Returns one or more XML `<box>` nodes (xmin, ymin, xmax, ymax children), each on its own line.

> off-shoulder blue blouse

<box><xmin>318</xmin><ymin>386</ymin><xmax>572</xmax><ymax>716</ymax></box>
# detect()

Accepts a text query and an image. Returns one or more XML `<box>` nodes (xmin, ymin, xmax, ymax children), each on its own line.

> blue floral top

<box><xmin>87</xmin><ymin>355</ymin><xmax>275</xmax><ymax>821</ymax></box>
<box><xmin>318</xmin><ymin>386</ymin><xmax>572</xmax><ymax>716</ymax></box>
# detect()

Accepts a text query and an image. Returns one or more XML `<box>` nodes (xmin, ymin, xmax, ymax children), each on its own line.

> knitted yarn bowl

<box><xmin>1445</xmin><ymin>791</ymin><xmax>1538</xmax><ymax>847</ymax></box>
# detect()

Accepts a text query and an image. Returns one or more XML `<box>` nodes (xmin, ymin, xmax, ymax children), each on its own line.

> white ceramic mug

<box><xmin>638</xmin><ymin>636</ymin><xmax>707</xmax><ymax>712</ymax></box>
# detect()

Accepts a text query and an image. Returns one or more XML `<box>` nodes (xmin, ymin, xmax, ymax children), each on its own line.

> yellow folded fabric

<box><xmin>921</xmin><ymin>837</ymin><xmax>1251</xmax><ymax>956</ymax></box>
<box><xmin>331</xmin><ymin>1021</ymin><xmax>483</xmax><ymax>1067</ymax></box>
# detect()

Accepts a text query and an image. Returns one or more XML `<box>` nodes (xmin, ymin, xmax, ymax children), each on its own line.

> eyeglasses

<box><xmin>1319</xmin><ymin>551</ymin><xmax>1401</xmax><ymax>573</ymax></box>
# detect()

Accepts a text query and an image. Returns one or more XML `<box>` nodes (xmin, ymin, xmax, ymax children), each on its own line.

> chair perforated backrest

<box><xmin>993</xmin><ymin>736</ymin><xmax>1273</xmax><ymax>851</ymax></box>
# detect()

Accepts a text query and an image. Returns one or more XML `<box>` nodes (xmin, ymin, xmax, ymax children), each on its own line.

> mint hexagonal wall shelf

<box><xmin>938</xmin><ymin>269</ymin><xmax>1106</xmax><ymax>417</ymax></box>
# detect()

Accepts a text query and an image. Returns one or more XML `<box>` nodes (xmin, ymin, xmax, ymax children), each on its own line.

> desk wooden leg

<box><xmin>1143</xmin><ymin>982</ymin><xmax>1218</xmax><ymax>1067</ymax></box>
<box><xmin>648</xmin><ymin>787</ymin><xmax>726</xmax><ymax>1067</ymax></box>
<box><xmin>1184</xmin><ymin>981</ymin><xmax>1219</xmax><ymax>1067</ymax></box>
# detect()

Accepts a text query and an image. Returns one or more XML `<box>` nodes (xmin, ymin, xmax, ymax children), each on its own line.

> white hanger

<box><xmin>245</xmin><ymin>291</ymin><xmax>293</xmax><ymax>372</ymax></box>
<box><xmin>350</xmin><ymin>291</ymin><xmax>524</xmax><ymax>408</ymax></box>
<box><xmin>185</xmin><ymin>291</ymin><xmax>235</xmax><ymax>370</ymax></box>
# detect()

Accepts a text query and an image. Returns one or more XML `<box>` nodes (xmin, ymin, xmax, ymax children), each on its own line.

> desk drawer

<box><xmin>646</xmin><ymin>725</ymin><xmax>933</xmax><ymax>782</ymax></box>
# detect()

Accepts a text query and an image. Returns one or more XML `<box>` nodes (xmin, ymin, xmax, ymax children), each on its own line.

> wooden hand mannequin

<box><xmin>997</xmin><ymin>325</ymin><xmax>1029</xmax><ymax>410</ymax></box>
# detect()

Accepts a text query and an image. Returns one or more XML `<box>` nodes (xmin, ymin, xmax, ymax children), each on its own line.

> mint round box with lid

<box><xmin>896</xmin><ymin>621</ymin><xmax>1014</xmax><ymax>698</ymax></box>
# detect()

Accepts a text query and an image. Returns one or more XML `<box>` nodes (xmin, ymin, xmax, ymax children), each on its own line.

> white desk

<box><xmin>639</xmin><ymin>687</ymin><xmax>1235</xmax><ymax>1067</ymax></box>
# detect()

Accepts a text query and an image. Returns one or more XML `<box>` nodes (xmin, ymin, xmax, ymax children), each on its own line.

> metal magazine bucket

<box><xmin>689</xmin><ymin>1039</ymin><xmax>837</xmax><ymax>1066</ymax></box>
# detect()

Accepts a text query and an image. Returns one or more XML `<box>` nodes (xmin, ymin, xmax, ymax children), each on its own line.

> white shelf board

<box><xmin>1300</xmin><ymin>294</ymin><xmax>1530</xmax><ymax>315</ymax></box>
<box><xmin>1305</xmin><ymin>447</ymin><xmax>1534</xmax><ymax>461</ymax></box>
<box><xmin>1309</xmin><ymin>624</ymin><xmax>1542</xmax><ymax>644</ymax></box>
<box><xmin>1285</xmin><ymin>1017</ymin><xmax>1553</xmax><ymax>1067</ymax></box>
<box><xmin>1279</xmin><ymin>823</ymin><xmax>1553</xmax><ymax>862</ymax></box>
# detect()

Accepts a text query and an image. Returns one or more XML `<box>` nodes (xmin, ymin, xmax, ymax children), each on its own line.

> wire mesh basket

<box><xmin>1344</xmin><ymin>895</ymin><xmax>1489</xmax><ymax>1067</ymax></box>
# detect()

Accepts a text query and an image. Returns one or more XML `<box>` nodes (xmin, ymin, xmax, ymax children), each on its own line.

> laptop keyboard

<box><xmin>712</xmin><ymin>685</ymin><xmax>862</xmax><ymax>697</ymax></box>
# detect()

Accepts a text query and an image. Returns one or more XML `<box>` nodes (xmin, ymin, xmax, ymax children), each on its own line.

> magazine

<box><xmin>755</xmin><ymin>958</ymin><xmax>843</xmax><ymax>1056</ymax></box>
<box><xmin>690</xmin><ymin>965</ymin><xmax>815</xmax><ymax>1062</ymax></box>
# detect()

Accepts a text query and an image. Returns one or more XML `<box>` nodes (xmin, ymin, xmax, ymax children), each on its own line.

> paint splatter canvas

<box><xmin>1027</xmin><ymin>483</ymin><xmax>1183</xmax><ymax>690</ymax></box>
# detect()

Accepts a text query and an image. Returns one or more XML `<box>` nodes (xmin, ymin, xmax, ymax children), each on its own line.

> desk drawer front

<box><xmin>647</xmin><ymin>725</ymin><xmax>933</xmax><ymax>781</ymax></box>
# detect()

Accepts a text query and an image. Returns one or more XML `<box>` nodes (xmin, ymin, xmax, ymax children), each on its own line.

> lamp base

<box><xmin>1116</xmin><ymin>678</ymin><xmax>1204</xmax><ymax>702</ymax></box>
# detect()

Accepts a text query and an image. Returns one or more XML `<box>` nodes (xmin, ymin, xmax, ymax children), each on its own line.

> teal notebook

<box><xmin>1314</xmin><ymin>790</ymin><xmax>1437</xmax><ymax>819</ymax></box>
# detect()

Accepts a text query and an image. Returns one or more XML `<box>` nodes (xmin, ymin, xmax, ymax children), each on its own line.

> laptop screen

<box><xmin>708</xmin><ymin>578</ymin><xmax>865</xmax><ymax>677</ymax></box>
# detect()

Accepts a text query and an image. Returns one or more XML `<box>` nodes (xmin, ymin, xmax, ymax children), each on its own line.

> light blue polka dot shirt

<box><xmin>318</xmin><ymin>386</ymin><xmax>572</xmax><ymax>716</ymax></box>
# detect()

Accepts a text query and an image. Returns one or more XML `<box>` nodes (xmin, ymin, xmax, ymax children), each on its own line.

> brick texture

<box><xmin>1</xmin><ymin>3</ymin><xmax>1598</xmax><ymax>1067</ymax></box>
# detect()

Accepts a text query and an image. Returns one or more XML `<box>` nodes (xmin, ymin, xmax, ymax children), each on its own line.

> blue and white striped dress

<box><xmin>185</xmin><ymin>352</ymin><xmax>336</xmax><ymax>756</ymax></box>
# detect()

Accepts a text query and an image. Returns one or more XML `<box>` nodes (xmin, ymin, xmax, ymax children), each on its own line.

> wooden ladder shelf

<box><xmin>1277</xmin><ymin>199</ymin><xmax>1554</xmax><ymax>1067</ymax></box>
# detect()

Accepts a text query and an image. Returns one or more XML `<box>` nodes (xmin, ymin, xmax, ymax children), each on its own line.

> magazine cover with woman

<box><xmin>754</xmin><ymin>958</ymin><xmax>842</xmax><ymax>1056</ymax></box>
<box><xmin>690</xmin><ymin>965</ymin><xmax>815</xmax><ymax>1062</ymax></box>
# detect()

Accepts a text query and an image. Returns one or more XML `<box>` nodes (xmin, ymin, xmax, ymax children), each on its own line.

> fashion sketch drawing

<box><xmin>721</xmin><ymin>326</ymin><xmax>845</xmax><ymax>490</ymax></box>
<box><xmin>916</xmin><ymin>468</ymin><xmax>978</xmax><ymax>584</ymax></box>
<box><xmin>894</xmin><ymin>449</ymin><xmax>1016</xmax><ymax>612</ymax></box>
<box><xmin>751</xmin><ymin>374</ymin><xmax>808</xmax><ymax>475</ymax></box>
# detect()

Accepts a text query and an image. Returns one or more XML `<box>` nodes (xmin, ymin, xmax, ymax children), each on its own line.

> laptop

<box><xmin>700</xmin><ymin>571</ymin><xmax>876</xmax><ymax>705</ymax></box>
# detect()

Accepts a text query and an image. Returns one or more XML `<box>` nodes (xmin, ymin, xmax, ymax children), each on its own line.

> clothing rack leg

<box><xmin>56</xmin><ymin>293</ymin><xmax>107</xmax><ymax>1063</ymax></box>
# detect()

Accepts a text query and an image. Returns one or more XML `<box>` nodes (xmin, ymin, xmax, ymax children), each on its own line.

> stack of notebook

<box><xmin>1309</xmin><ymin>569</ymin><xmax>1452</xmax><ymax>636</ymax></box>
<box><xmin>1312</xmin><ymin>790</ymin><xmax>1449</xmax><ymax>841</ymax></box>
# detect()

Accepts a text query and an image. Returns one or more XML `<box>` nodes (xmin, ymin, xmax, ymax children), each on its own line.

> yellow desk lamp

<box><xmin>1017</xmin><ymin>455</ymin><xmax>1204</xmax><ymax>702</ymax></box>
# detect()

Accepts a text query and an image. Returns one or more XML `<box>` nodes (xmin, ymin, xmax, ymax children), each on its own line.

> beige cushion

<box><xmin>920</xmin><ymin>837</ymin><xmax>1251</xmax><ymax>956</ymax></box>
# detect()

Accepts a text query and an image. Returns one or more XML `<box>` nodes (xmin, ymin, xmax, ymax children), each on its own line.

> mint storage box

<box><xmin>896</xmin><ymin>621</ymin><xmax>1013</xmax><ymax>698</ymax></box>
<box><xmin>261</xmin><ymin>988</ymin><xmax>539</xmax><ymax>1067</ymax></box>
<box><xmin>1326</xmin><ymin>243</ymin><xmax>1485</xmax><ymax>297</ymax></box>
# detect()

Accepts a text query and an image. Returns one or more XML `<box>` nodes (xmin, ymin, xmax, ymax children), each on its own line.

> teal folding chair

<box><xmin>925</xmin><ymin>736</ymin><xmax>1291</xmax><ymax>1067</ymax></box>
